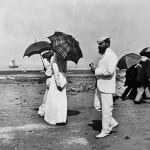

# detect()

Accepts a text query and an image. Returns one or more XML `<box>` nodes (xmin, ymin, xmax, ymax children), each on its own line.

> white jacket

<box><xmin>95</xmin><ymin>48</ymin><xmax>118</xmax><ymax>93</ymax></box>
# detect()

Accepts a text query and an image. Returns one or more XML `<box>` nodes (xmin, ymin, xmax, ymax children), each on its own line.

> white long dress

<box><xmin>38</xmin><ymin>62</ymin><xmax>52</xmax><ymax>117</ymax></box>
<box><xmin>44</xmin><ymin>54</ymin><xmax>67</xmax><ymax>125</ymax></box>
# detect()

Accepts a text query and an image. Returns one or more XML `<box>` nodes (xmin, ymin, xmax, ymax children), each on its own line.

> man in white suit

<box><xmin>90</xmin><ymin>36</ymin><xmax>119</xmax><ymax>138</ymax></box>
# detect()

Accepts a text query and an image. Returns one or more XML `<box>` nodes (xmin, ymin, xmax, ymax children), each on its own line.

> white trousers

<box><xmin>94</xmin><ymin>88</ymin><xmax>101</xmax><ymax>111</ymax></box>
<box><xmin>98</xmin><ymin>90</ymin><xmax>118</xmax><ymax>133</ymax></box>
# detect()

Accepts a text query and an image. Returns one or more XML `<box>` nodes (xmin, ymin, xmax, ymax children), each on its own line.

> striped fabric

<box><xmin>47</xmin><ymin>32</ymin><xmax>82</xmax><ymax>63</ymax></box>
<box><xmin>50</xmin><ymin>36</ymin><xmax>66</xmax><ymax>47</ymax></box>
<box><xmin>48</xmin><ymin>32</ymin><xmax>67</xmax><ymax>47</ymax></box>
<box><xmin>53</xmin><ymin>43</ymin><xmax>71</xmax><ymax>59</ymax></box>
<box><xmin>48</xmin><ymin>32</ymin><xmax>79</xmax><ymax>48</ymax></box>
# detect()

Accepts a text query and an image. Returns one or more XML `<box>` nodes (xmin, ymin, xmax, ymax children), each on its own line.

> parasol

<box><xmin>23</xmin><ymin>41</ymin><xmax>52</xmax><ymax>71</ymax></box>
<box><xmin>47</xmin><ymin>31</ymin><xmax>83</xmax><ymax>64</ymax></box>
<box><xmin>117</xmin><ymin>53</ymin><xmax>141</xmax><ymax>70</ymax></box>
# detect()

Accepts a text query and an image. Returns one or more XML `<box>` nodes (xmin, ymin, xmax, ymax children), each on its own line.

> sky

<box><xmin>0</xmin><ymin>0</ymin><xmax>150</xmax><ymax>69</ymax></box>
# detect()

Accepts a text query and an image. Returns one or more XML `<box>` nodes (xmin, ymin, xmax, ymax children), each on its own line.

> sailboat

<box><xmin>8</xmin><ymin>58</ymin><xmax>18</xmax><ymax>68</ymax></box>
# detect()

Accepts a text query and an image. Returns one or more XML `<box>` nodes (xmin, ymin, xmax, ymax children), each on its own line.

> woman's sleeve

<box><xmin>45</xmin><ymin>64</ymin><xmax>52</xmax><ymax>77</ymax></box>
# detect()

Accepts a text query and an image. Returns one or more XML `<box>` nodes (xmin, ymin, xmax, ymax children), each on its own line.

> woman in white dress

<box><xmin>38</xmin><ymin>52</ymin><xmax>53</xmax><ymax>117</ymax></box>
<box><xmin>38</xmin><ymin>65</ymin><xmax>52</xmax><ymax>117</ymax></box>
<box><xmin>44</xmin><ymin>53</ymin><xmax>67</xmax><ymax>125</ymax></box>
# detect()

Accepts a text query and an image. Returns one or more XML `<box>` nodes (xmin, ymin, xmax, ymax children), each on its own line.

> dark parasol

<box><xmin>23</xmin><ymin>41</ymin><xmax>52</xmax><ymax>71</ymax></box>
<box><xmin>47</xmin><ymin>31</ymin><xmax>83</xmax><ymax>64</ymax></box>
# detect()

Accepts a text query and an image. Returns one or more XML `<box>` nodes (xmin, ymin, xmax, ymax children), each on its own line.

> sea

<box><xmin>0</xmin><ymin>65</ymin><xmax>93</xmax><ymax>75</ymax></box>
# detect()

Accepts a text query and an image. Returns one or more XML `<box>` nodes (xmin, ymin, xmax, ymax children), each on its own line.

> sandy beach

<box><xmin>0</xmin><ymin>70</ymin><xmax>150</xmax><ymax>149</ymax></box>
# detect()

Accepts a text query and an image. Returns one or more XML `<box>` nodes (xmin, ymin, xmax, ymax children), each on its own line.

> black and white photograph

<box><xmin>1</xmin><ymin>0</ymin><xmax>150</xmax><ymax>149</ymax></box>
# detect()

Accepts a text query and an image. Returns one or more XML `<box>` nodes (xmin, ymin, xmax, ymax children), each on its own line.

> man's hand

<box><xmin>89</xmin><ymin>63</ymin><xmax>96</xmax><ymax>73</ymax></box>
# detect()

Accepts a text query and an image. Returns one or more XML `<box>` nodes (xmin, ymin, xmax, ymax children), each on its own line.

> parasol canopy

<box><xmin>47</xmin><ymin>31</ymin><xmax>83</xmax><ymax>64</ymax></box>
<box><xmin>23</xmin><ymin>41</ymin><xmax>52</xmax><ymax>57</ymax></box>
<box><xmin>117</xmin><ymin>53</ymin><xmax>141</xmax><ymax>70</ymax></box>
<box><xmin>23</xmin><ymin>41</ymin><xmax>52</xmax><ymax>71</ymax></box>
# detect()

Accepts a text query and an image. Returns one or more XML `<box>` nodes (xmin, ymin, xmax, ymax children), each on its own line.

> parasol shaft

<box><xmin>40</xmin><ymin>54</ymin><xmax>46</xmax><ymax>71</ymax></box>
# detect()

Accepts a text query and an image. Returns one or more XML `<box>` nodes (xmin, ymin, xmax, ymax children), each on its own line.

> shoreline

<box><xmin>0</xmin><ymin>68</ymin><xmax>125</xmax><ymax>98</ymax></box>
<box><xmin>0</xmin><ymin>68</ymin><xmax>93</xmax><ymax>75</ymax></box>
<box><xmin>0</xmin><ymin>68</ymin><xmax>125</xmax><ymax>81</ymax></box>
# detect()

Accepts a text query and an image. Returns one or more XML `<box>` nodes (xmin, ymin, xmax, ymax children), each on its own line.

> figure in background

<box><xmin>89</xmin><ymin>36</ymin><xmax>119</xmax><ymax>138</ymax></box>
<box><xmin>122</xmin><ymin>64</ymin><xmax>138</xmax><ymax>100</ymax></box>
<box><xmin>44</xmin><ymin>53</ymin><xmax>67</xmax><ymax>125</ymax></box>
<box><xmin>134</xmin><ymin>56</ymin><xmax>150</xmax><ymax>104</ymax></box>
<box><xmin>89</xmin><ymin>63</ymin><xmax>101</xmax><ymax>112</ymax></box>
<box><xmin>122</xmin><ymin>63</ymin><xmax>146</xmax><ymax>101</ymax></box>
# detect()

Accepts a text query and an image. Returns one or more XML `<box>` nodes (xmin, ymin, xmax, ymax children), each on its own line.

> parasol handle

<box><xmin>40</xmin><ymin>54</ymin><xmax>46</xmax><ymax>71</ymax></box>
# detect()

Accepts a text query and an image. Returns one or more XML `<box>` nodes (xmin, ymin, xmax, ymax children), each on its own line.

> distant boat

<box><xmin>8</xmin><ymin>58</ymin><xmax>18</xmax><ymax>68</ymax></box>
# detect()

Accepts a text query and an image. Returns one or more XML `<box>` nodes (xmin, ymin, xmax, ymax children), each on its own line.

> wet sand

<box><xmin>0</xmin><ymin>70</ymin><xmax>150</xmax><ymax>149</ymax></box>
